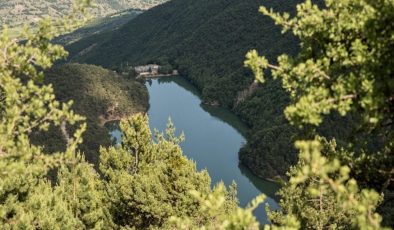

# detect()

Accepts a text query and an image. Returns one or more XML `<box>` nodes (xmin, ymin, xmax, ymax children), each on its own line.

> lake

<box><xmin>109</xmin><ymin>76</ymin><xmax>279</xmax><ymax>224</ymax></box>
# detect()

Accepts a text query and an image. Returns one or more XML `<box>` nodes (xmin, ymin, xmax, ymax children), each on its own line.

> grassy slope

<box><xmin>54</xmin><ymin>9</ymin><xmax>142</xmax><ymax>46</ymax></box>
<box><xmin>32</xmin><ymin>63</ymin><xmax>148</xmax><ymax>165</ymax></box>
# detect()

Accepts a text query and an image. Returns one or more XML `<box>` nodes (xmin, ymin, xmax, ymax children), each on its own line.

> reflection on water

<box><xmin>108</xmin><ymin>76</ymin><xmax>280</xmax><ymax>224</ymax></box>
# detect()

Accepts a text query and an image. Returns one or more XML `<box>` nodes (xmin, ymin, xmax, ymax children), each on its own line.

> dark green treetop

<box><xmin>244</xmin><ymin>0</ymin><xmax>393</xmax><ymax>229</ymax></box>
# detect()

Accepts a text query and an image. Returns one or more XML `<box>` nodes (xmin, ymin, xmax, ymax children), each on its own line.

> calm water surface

<box><xmin>109</xmin><ymin>76</ymin><xmax>279</xmax><ymax>223</ymax></box>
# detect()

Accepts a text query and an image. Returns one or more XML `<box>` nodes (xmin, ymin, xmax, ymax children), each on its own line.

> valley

<box><xmin>2</xmin><ymin>0</ymin><xmax>392</xmax><ymax>228</ymax></box>
<box><xmin>51</xmin><ymin>1</ymin><xmax>297</xmax><ymax>222</ymax></box>
<box><xmin>65</xmin><ymin>0</ymin><xmax>356</xmax><ymax>181</ymax></box>
<box><xmin>60</xmin><ymin>0</ymin><xmax>393</xmax><ymax>224</ymax></box>
<box><xmin>66</xmin><ymin>0</ymin><xmax>303</xmax><ymax>180</ymax></box>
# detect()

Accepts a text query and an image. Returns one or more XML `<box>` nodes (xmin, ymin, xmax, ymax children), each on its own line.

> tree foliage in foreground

<box><xmin>1</xmin><ymin>0</ymin><xmax>393</xmax><ymax>229</ymax></box>
<box><xmin>0</xmin><ymin>0</ymin><xmax>92</xmax><ymax>227</ymax></box>
<box><xmin>99</xmin><ymin>114</ymin><xmax>239</xmax><ymax>229</ymax></box>
<box><xmin>0</xmin><ymin>2</ymin><xmax>241</xmax><ymax>227</ymax></box>
<box><xmin>243</xmin><ymin>0</ymin><xmax>393</xmax><ymax>229</ymax></box>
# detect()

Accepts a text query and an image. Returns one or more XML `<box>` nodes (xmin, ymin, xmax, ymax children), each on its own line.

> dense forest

<box><xmin>66</xmin><ymin>0</ymin><xmax>364</xmax><ymax>182</ymax></box>
<box><xmin>65</xmin><ymin>0</ymin><xmax>356</xmax><ymax>183</ymax></box>
<box><xmin>0</xmin><ymin>5</ymin><xmax>246</xmax><ymax>227</ymax></box>
<box><xmin>67</xmin><ymin>0</ymin><xmax>304</xmax><ymax>179</ymax></box>
<box><xmin>65</xmin><ymin>0</ymin><xmax>393</xmax><ymax>225</ymax></box>
<box><xmin>0</xmin><ymin>0</ymin><xmax>392</xmax><ymax>228</ymax></box>
<box><xmin>32</xmin><ymin>63</ymin><xmax>148</xmax><ymax>165</ymax></box>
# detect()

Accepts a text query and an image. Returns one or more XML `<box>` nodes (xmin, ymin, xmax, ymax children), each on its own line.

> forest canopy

<box><xmin>0</xmin><ymin>0</ymin><xmax>392</xmax><ymax>229</ymax></box>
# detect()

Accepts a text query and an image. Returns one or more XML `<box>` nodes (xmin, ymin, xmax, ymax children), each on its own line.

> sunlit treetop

<box><xmin>245</xmin><ymin>0</ymin><xmax>394</xmax><ymax>128</ymax></box>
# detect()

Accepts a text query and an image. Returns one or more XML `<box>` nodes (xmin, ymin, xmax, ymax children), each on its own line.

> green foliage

<box><xmin>2</xmin><ymin>0</ymin><xmax>393</xmax><ymax>228</ymax></box>
<box><xmin>0</xmin><ymin>3</ymin><xmax>245</xmax><ymax>226</ymax></box>
<box><xmin>32</xmin><ymin>63</ymin><xmax>148</xmax><ymax>165</ymax></box>
<box><xmin>168</xmin><ymin>183</ymin><xmax>264</xmax><ymax>230</ymax></box>
<box><xmin>269</xmin><ymin>138</ymin><xmax>386</xmax><ymax>229</ymax></box>
<box><xmin>2</xmin><ymin>1</ymin><xmax>264</xmax><ymax>229</ymax></box>
<box><xmin>66</xmin><ymin>0</ymin><xmax>305</xmax><ymax>179</ymax></box>
<box><xmin>99</xmin><ymin>114</ymin><xmax>238</xmax><ymax>229</ymax></box>
<box><xmin>1</xmin><ymin>181</ymin><xmax>81</xmax><ymax>229</ymax></box>
<box><xmin>67</xmin><ymin>0</ymin><xmax>301</xmax><ymax>108</ymax></box>
<box><xmin>245</xmin><ymin>0</ymin><xmax>393</xmax><ymax>228</ymax></box>
<box><xmin>0</xmin><ymin>0</ymin><xmax>93</xmax><ymax>227</ymax></box>
<box><xmin>55</xmin><ymin>157</ymin><xmax>115</xmax><ymax>229</ymax></box>
<box><xmin>158</xmin><ymin>64</ymin><xmax>173</xmax><ymax>74</ymax></box>
<box><xmin>246</xmin><ymin>0</ymin><xmax>394</xmax><ymax>190</ymax></box>
<box><xmin>247</xmin><ymin>0</ymin><xmax>394</xmax><ymax>129</ymax></box>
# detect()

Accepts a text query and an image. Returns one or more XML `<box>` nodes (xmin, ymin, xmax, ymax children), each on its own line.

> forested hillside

<box><xmin>63</xmin><ymin>0</ymin><xmax>394</xmax><ymax>225</ymax></box>
<box><xmin>67</xmin><ymin>0</ymin><xmax>311</xmax><ymax>179</ymax></box>
<box><xmin>2</xmin><ymin>0</ymin><xmax>392</xmax><ymax>228</ymax></box>
<box><xmin>0</xmin><ymin>0</ymin><xmax>167</xmax><ymax>29</ymax></box>
<box><xmin>32</xmin><ymin>63</ymin><xmax>148</xmax><ymax>165</ymax></box>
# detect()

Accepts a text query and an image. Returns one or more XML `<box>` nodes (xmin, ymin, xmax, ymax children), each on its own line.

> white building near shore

<box><xmin>134</xmin><ymin>64</ymin><xmax>160</xmax><ymax>75</ymax></box>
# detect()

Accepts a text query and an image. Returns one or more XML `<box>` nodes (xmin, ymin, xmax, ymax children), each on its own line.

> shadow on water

<box><xmin>201</xmin><ymin>104</ymin><xmax>249</xmax><ymax>138</ymax></box>
<box><xmin>160</xmin><ymin>76</ymin><xmax>250</xmax><ymax>136</ymax></box>
<box><xmin>238</xmin><ymin>163</ymin><xmax>280</xmax><ymax>200</ymax></box>
<box><xmin>157</xmin><ymin>76</ymin><xmax>201</xmax><ymax>98</ymax></box>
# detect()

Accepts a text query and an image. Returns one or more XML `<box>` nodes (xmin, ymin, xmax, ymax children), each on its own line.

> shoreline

<box><xmin>136</xmin><ymin>71</ymin><xmax>179</xmax><ymax>79</ymax></box>
<box><xmin>136</xmin><ymin>73</ymin><xmax>179</xmax><ymax>79</ymax></box>
<box><xmin>177</xmin><ymin>74</ymin><xmax>284</xmax><ymax>184</ymax></box>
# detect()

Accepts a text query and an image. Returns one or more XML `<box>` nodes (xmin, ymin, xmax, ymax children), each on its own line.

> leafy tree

<box><xmin>0</xmin><ymin>2</ymin><xmax>241</xmax><ymax>228</ymax></box>
<box><xmin>246</xmin><ymin>0</ymin><xmax>393</xmax><ymax>130</ymax></box>
<box><xmin>2</xmin><ymin>0</ymin><xmax>392</xmax><ymax>228</ymax></box>
<box><xmin>55</xmin><ymin>156</ymin><xmax>115</xmax><ymax>229</ymax></box>
<box><xmin>66</xmin><ymin>0</ymin><xmax>333</xmax><ymax>180</ymax></box>
<box><xmin>99</xmin><ymin>114</ymin><xmax>238</xmax><ymax>229</ymax></box>
<box><xmin>245</xmin><ymin>0</ymin><xmax>393</xmax><ymax>228</ymax></box>
<box><xmin>0</xmin><ymin>0</ymin><xmax>104</xmax><ymax>227</ymax></box>
<box><xmin>267</xmin><ymin>138</ymin><xmax>386</xmax><ymax>229</ymax></box>
<box><xmin>168</xmin><ymin>183</ymin><xmax>264</xmax><ymax>230</ymax></box>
